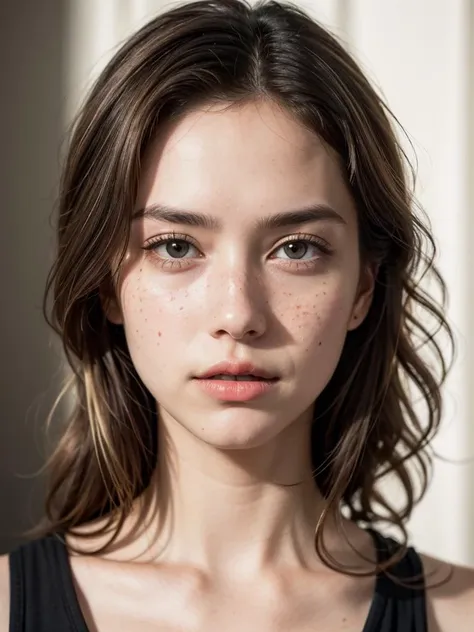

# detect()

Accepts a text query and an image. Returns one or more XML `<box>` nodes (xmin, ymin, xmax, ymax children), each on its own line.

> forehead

<box><xmin>136</xmin><ymin>101</ymin><xmax>356</xmax><ymax>224</ymax></box>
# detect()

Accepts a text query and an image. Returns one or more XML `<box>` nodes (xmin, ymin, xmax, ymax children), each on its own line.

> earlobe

<box><xmin>99</xmin><ymin>284</ymin><xmax>123</xmax><ymax>325</ymax></box>
<box><xmin>347</xmin><ymin>296</ymin><xmax>371</xmax><ymax>331</ymax></box>
<box><xmin>347</xmin><ymin>262</ymin><xmax>378</xmax><ymax>331</ymax></box>
<box><xmin>104</xmin><ymin>299</ymin><xmax>123</xmax><ymax>325</ymax></box>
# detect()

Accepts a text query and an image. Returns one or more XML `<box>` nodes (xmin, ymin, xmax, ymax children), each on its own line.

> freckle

<box><xmin>145</xmin><ymin>318</ymin><xmax>147</xmax><ymax>322</ymax></box>
<box><xmin>179</xmin><ymin>306</ymin><xmax>184</xmax><ymax>311</ymax></box>
<box><xmin>318</xmin><ymin>341</ymin><xmax>322</xmax><ymax>346</ymax></box>
<box><xmin>135</xmin><ymin>329</ymin><xmax>138</xmax><ymax>333</ymax></box>
<box><xmin>296</xmin><ymin>305</ymin><xmax>301</xmax><ymax>309</ymax></box>
<box><xmin>140</xmin><ymin>308</ymin><xmax>143</xmax><ymax>312</ymax></box>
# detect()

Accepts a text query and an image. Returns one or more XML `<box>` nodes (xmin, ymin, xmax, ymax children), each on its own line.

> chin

<box><xmin>188</xmin><ymin>407</ymin><xmax>289</xmax><ymax>450</ymax></box>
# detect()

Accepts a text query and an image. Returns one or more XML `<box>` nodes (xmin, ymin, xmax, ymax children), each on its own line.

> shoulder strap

<box><xmin>8</xmin><ymin>535</ymin><xmax>88</xmax><ymax>632</ymax></box>
<box><xmin>363</xmin><ymin>530</ymin><xmax>428</xmax><ymax>632</ymax></box>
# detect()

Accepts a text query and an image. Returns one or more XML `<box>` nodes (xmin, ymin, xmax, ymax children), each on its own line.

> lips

<box><xmin>195</xmin><ymin>360</ymin><xmax>278</xmax><ymax>381</ymax></box>
<box><xmin>206</xmin><ymin>374</ymin><xmax>267</xmax><ymax>381</ymax></box>
<box><xmin>193</xmin><ymin>374</ymin><xmax>277</xmax><ymax>401</ymax></box>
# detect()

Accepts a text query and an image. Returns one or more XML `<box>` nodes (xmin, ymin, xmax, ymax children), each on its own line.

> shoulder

<box><xmin>420</xmin><ymin>552</ymin><xmax>474</xmax><ymax>632</ymax></box>
<box><xmin>0</xmin><ymin>554</ymin><xmax>10</xmax><ymax>631</ymax></box>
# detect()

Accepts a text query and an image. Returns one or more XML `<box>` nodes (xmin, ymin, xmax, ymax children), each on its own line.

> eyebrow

<box><xmin>132</xmin><ymin>203</ymin><xmax>347</xmax><ymax>230</ymax></box>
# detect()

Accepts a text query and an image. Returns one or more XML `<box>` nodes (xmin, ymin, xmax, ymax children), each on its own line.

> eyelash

<box><xmin>141</xmin><ymin>231</ymin><xmax>334</xmax><ymax>271</ymax></box>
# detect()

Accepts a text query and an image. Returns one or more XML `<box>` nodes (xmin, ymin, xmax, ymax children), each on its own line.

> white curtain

<box><xmin>63</xmin><ymin>0</ymin><xmax>474</xmax><ymax>565</ymax></box>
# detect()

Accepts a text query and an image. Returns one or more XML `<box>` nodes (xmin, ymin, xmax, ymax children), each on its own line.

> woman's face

<box><xmin>107</xmin><ymin>100</ymin><xmax>374</xmax><ymax>448</ymax></box>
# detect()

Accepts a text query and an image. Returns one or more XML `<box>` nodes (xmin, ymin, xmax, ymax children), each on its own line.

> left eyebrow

<box><xmin>132</xmin><ymin>203</ymin><xmax>347</xmax><ymax>230</ymax></box>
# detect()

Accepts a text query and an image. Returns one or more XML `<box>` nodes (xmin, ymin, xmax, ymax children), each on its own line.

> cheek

<box><xmin>278</xmin><ymin>278</ymin><xmax>354</xmax><ymax>346</ymax></box>
<box><xmin>278</xmin><ymin>281</ymin><xmax>354</xmax><ymax>399</ymax></box>
<box><xmin>119</xmin><ymin>272</ymin><xmax>191</xmax><ymax>366</ymax></box>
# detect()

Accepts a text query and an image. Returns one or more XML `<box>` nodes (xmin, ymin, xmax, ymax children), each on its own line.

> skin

<box><xmin>98</xmin><ymin>98</ymin><xmax>378</xmax><ymax>627</ymax></box>
<box><xmin>1</xmin><ymin>99</ymin><xmax>473</xmax><ymax>631</ymax></box>
<box><xmin>105</xmin><ymin>98</ymin><xmax>375</xmax><ymax>572</ymax></box>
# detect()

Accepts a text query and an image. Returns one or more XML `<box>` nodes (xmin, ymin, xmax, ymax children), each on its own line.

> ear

<box><xmin>347</xmin><ymin>261</ymin><xmax>378</xmax><ymax>331</ymax></box>
<box><xmin>99</xmin><ymin>280</ymin><xmax>123</xmax><ymax>325</ymax></box>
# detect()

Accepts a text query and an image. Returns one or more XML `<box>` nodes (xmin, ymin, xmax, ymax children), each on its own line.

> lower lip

<box><xmin>193</xmin><ymin>378</ymin><xmax>278</xmax><ymax>401</ymax></box>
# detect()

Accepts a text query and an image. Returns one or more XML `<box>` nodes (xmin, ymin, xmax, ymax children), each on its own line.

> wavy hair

<box><xmin>31</xmin><ymin>0</ymin><xmax>454</xmax><ymax>580</ymax></box>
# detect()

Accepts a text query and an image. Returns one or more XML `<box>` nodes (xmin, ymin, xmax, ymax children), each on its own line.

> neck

<box><xmin>128</xmin><ymin>406</ymin><xmax>355</xmax><ymax>579</ymax></box>
<box><xmin>74</xmin><ymin>407</ymin><xmax>373</xmax><ymax>579</ymax></box>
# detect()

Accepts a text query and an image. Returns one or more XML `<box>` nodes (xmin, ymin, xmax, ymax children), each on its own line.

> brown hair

<box><xmin>33</xmin><ymin>0</ymin><xmax>454</xmax><ymax>581</ymax></box>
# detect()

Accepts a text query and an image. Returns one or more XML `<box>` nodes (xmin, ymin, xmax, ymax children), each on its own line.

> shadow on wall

<box><xmin>468</xmin><ymin>0</ymin><xmax>474</xmax><ymax>558</ymax></box>
<box><xmin>0</xmin><ymin>0</ymin><xmax>67</xmax><ymax>553</ymax></box>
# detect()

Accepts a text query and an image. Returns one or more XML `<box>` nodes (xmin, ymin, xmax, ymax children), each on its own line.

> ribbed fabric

<box><xmin>8</xmin><ymin>529</ymin><xmax>427</xmax><ymax>631</ymax></box>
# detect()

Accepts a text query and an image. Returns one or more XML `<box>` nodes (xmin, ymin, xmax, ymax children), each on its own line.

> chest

<box><xmin>71</xmin><ymin>560</ymin><xmax>375</xmax><ymax>632</ymax></box>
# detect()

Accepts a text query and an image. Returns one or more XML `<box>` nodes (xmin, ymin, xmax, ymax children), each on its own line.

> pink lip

<box><xmin>196</xmin><ymin>360</ymin><xmax>277</xmax><ymax>381</ymax></box>
<box><xmin>193</xmin><ymin>377</ymin><xmax>278</xmax><ymax>402</ymax></box>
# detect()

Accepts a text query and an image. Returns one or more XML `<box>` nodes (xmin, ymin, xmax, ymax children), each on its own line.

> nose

<box><xmin>208</xmin><ymin>265</ymin><xmax>267</xmax><ymax>341</ymax></box>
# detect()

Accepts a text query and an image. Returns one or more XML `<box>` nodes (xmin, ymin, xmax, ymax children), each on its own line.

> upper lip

<box><xmin>195</xmin><ymin>361</ymin><xmax>278</xmax><ymax>380</ymax></box>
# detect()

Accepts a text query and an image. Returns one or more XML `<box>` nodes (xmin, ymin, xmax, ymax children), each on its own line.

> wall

<box><xmin>343</xmin><ymin>0</ymin><xmax>474</xmax><ymax>565</ymax></box>
<box><xmin>0</xmin><ymin>0</ymin><xmax>66</xmax><ymax>552</ymax></box>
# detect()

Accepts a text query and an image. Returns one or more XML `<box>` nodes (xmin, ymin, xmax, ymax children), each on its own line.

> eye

<box><xmin>143</xmin><ymin>234</ymin><xmax>200</xmax><ymax>260</ymax></box>
<box><xmin>272</xmin><ymin>236</ymin><xmax>332</xmax><ymax>261</ymax></box>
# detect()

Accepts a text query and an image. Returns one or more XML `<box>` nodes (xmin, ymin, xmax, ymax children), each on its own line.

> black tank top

<box><xmin>8</xmin><ymin>529</ymin><xmax>428</xmax><ymax>631</ymax></box>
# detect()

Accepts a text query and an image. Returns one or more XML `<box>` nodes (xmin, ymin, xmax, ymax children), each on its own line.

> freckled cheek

<box><xmin>120</xmin><ymin>278</ymin><xmax>191</xmax><ymax>347</ymax></box>
<box><xmin>277</xmin><ymin>285</ymin><xmax>352</xmax><ymax>344</ymax></box>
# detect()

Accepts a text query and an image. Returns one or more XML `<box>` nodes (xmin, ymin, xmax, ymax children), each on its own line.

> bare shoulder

<box><xmin>420</xmin><ymin>552</ymin><xmax>474</xmax><ymax>632</ymax></box>
<box><xmin>0</xmin><ymin>555</ymin><xmax>10</xmax><ymax>631</ymax></box>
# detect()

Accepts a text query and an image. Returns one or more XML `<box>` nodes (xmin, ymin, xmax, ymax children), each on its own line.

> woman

<box><xmin>1</xmin><ymin>0</ymin><xmax>473</xmax><ymax>629</ymax></box>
